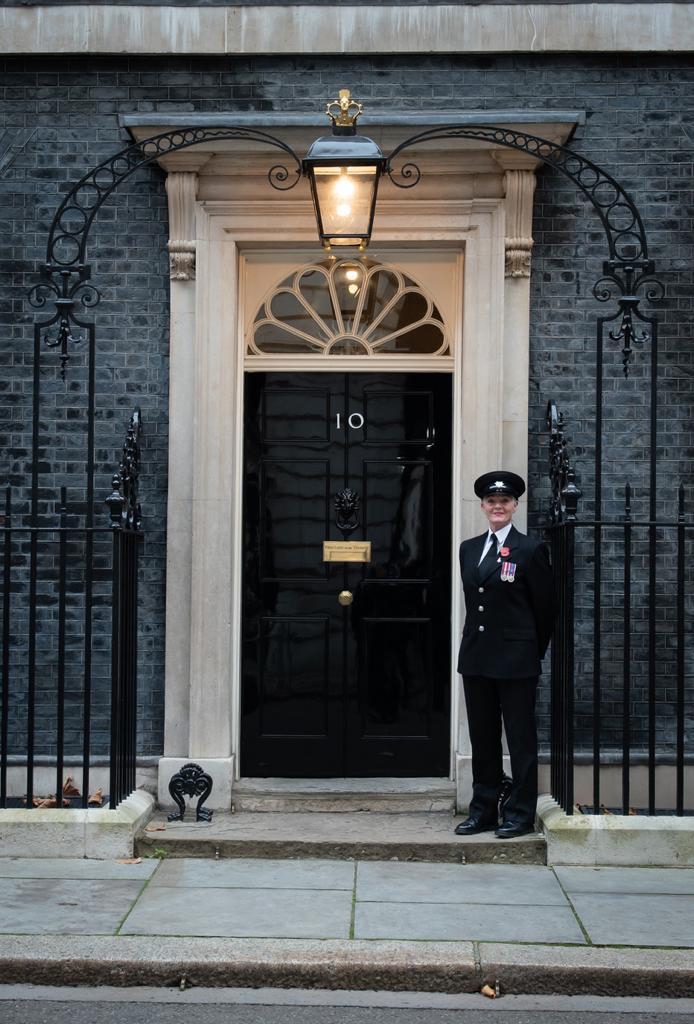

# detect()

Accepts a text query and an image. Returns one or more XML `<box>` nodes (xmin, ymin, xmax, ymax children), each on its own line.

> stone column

<box><xmin>158</xmin><ymin>172</ymin><xmax>236</xmax><ymax>809</ymax></box>
<box><xmin>162</xmin><ymin>172</ymin><xmax>198</xmax><ymax>766</ymax></box>
<box><xmin>157</xmin><ymin>208</ymin><xmax>239</xmax><ymax>811</ymax></box>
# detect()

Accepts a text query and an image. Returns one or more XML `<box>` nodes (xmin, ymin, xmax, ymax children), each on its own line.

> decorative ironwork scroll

<box><xmin>167</xmin><ymin>762</ymin><xmax>214</xmax><ymax>822</ymax></box>
<box><xmin>593</xmin><ymin>260</ymin><xmax>664</xmax><ymax>377</ymax></box>
<box><xmin>28</xmin><ymin>268</ymin><xmax>100</xmax><ymax>380</ymax></box>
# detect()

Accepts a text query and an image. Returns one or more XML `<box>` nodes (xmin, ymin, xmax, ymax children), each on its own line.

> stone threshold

<box><xmin>230</xmin><ymin>777</ymin><xmax>456</xmax><ymax>813</ymax></box>
<box><xmin>135</xmin><ymin>809</ymin><xmax>547</xmax><ymax>864</ymax></box>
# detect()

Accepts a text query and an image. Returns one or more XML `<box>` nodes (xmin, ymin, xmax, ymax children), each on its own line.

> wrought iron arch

<box><xmin>32</xmin><ymin>122</ymin><xmax>662</xmax><ymax>380</ymax></box>
<box><xmin>385</xmin><ymin>125</ymin><xmax>649</xmax><ymax>266</ymax></box>
<box><xmin>44</xmin><ymin>126</ymin><xmax>302</xmax><ymax>271</ymax></box>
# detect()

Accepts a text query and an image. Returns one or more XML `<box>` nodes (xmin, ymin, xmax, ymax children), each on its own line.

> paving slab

<box><xmin>354</xmin><ymin>899</ymin><xmax>586</xmax><ymax>944</ymax></box>
<box><xmin>357</xmin><ymin>861</ymin><xmax>566</xmax><ymax>905</ymax></box>
<box><xmin>569</xmin><ymin>892</ymin><xmax>694</xmax><ymax>947</ymax></box>
<box><xmin>120</xmin><ymin>885</ymin><xmax>353</xmax><ymax>939</ymax></box>
<box><xmin>0</xmin><ymin>857</ymin><xmax>157</xmax><ymax>881</ymax></box>
<box><xmin>148</xmin><ymin>857</ymin><xmax>354</xmax><ymax>890</ymax></box>
<box><xmin>556</xmin><ymin>865</ymin><xmax>694</xmax><ymax>895</ymax></box>
<box><xmin>0</xmin><ymin>878</ymin><xmax>145</xmax><ymax>935</ymax></box>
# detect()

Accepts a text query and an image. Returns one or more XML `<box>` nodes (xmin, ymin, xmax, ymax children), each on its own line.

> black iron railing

<box><xmin>0</xmin><ymin>410</ymin><xmax>142</xmax><ymax>811</ymax></box>
<box><xmin>546</xmin><ymin>403</ymin><xmax>692</xmax><ymax>816</ymax></box>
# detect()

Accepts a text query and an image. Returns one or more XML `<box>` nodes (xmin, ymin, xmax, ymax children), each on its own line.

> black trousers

<box><xmin>462</xmin><ymin>674</ymin><xmax>538</xmax><ymax>827</ymax></box>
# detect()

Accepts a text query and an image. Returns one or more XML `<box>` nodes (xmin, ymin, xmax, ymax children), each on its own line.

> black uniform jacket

<box><xmin>457</xmin><ymin>525</ymin><xmax>554</xmax><ymax>679</ymax></box>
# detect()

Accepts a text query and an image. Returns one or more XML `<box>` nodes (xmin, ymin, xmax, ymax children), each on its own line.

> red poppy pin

<box><xmin>499</xmin><ymin>546</ymin><xmax>510</xmax><ymax>557</ymax></box>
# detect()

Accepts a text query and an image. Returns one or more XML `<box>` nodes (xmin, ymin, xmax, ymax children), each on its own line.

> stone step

<box><xmin>136</xmin><ymin>810</ymin><xmax>547</xmax><ymax>865</ymax></box>
<box><xmin>230</xmin><ymin>777</ymin><xmax>457</xmax><ymax>814</ymax></box>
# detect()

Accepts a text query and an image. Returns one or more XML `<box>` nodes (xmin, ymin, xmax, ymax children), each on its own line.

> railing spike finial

<box><xmin>547</xmin><ymin>399</ymin><xmax>581</xmax><ymax>524</ymax></box>
<box><xmin>105</xmin><ymin>408</ymin><xmax>142</xmax><ymax>531</ymax></box>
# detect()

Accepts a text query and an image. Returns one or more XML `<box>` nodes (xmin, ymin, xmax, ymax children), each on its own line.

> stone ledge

<box><xmin>0</xmin><ymin>790</ymin><xmax>155</xmax><ymax>860</ymax></box>
<box><xmin>538</xmin><ymin>795</ymin><xmax>694</xmax><ymax>867</ymax></box>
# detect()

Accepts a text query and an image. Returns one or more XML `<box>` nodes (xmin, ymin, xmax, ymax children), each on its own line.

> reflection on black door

<box><xmin>242</xmin><ymin>373</ymin><xmax>452</xmax><ymax>777</ymax></box>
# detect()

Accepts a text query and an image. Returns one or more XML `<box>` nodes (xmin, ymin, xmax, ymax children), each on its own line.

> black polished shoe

<box><xmin>495</xmin><ymin>820</ymin><xmax>535</xmax><ymax>839</ymax></box>
<box><xmin>454</xmin><ymin>816</ymin><xmax>496</xmax><ymax>836</ymax></box>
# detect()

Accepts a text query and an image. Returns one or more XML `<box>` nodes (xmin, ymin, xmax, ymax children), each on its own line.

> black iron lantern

<box><xmin>303</xmin><ymin>90</ymin><xmax>386</xmax><ymax>252</ymax></box>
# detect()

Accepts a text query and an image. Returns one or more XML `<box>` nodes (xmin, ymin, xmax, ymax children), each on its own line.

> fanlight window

<box><xmin>248</xmin><ymin>258</ymin><xmax>449</xmax><ymax>357</ymax></box>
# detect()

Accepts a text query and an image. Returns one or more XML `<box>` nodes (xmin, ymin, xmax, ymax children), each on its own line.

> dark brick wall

<box><xmin>1</xmin><ymin>53</ymin><xmax>692</xmax><ymax>763</ymax></box>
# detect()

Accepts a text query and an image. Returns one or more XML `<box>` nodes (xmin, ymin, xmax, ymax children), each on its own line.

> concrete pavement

<box><xmin>0</xmin><ymin>855</ymin><xmax>693</xmax><ymax>996</ymax></box>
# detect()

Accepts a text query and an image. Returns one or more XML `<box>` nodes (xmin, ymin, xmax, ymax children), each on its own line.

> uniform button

<box><xmin>478</xmin><ymin>625</ymin><xmax>485</xmax><ymax>632</ymax></box>
<box><xmin>478</xmin><ymin>605</ymin><xmax>484</xmax><ymax>612</ymax></box>
<box><xmin>478</xmin><ymin>587</ymin><xmax>484</xmax><ymax>593</ymax></box>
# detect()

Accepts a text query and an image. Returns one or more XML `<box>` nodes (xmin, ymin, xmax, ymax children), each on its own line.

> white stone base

<box><xmin>0</xmin><ymin>790</ymin><xmax>155</xmax><ymax>859</ymax></box>
<box><xmin>538</xmin><ymin>795</ymin><xmax>694</xmax><ymax>867</ymax></box>
<box><xmin>157</xmin><ymin>757</ymin><xmax>235</xmax><ymax>812</ymax></box>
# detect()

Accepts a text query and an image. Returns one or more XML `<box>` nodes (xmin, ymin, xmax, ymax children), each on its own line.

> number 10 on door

<box><xmin>336</xmin><ymin>413</ymin><xmax>365</xmax><ymax>430</ymax></box>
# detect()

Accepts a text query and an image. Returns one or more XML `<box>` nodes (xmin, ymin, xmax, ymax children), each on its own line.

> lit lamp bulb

<box><xmin>334</xmin><ymin>173</ymin><xmax>355</xmax><ymax>220</ymax></box>
<box><xmin>335</xmin><ymin>173</ymin><xmax>355</xmax><ymax>199</ymax></box>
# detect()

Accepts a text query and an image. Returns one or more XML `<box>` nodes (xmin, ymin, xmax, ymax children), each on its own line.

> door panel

<box><xmin>242</xmin><ymin>371</ymin><xmax>451</xmax><ymax>777</ymax></box>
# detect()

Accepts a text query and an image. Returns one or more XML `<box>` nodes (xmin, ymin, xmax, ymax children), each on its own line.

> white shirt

<box><xmin>478</xmin><ymin>522</ymin><xmax>513</xmax><ymax>565</ymax></box>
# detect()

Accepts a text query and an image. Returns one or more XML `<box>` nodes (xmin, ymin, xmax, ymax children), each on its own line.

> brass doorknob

<box><xmin>338</xmin><ymin>590</ymin><xmax>353</xmax><ymax>606</ymax></box>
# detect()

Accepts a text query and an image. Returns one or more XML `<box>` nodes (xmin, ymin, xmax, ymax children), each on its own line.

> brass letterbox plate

<box><xmin>323</xmin><ymin>540</ymin><xmax>372</xmax><ymax>563</ymax></box>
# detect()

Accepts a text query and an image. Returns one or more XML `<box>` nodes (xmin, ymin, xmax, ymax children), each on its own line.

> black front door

<box><xmin>241</xmin><ymin>372</ymin><xmax>452</xmax><ymax>777</ymax></box>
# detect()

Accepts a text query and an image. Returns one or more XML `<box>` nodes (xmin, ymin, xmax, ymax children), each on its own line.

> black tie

<box><xmin>479</xmin><ymin>536</ymin><xmax>499</xmax><ymax>575</ymax></box>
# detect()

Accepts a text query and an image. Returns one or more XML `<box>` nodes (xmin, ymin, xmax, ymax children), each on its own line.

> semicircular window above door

<box><xmin>247</xmin><ymin>257</ymin><xmax>450</xmax><ymax>357</ymax></box>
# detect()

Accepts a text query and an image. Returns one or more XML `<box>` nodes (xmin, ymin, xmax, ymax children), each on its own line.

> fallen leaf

<box><xmin>116</xmin><ymin>857</ymin><xmax>142</xmax><ymax>865</ymax></box>
<box><xmin>480</xmin><ymin>984</ymin><xmax>497</xmax><ymax>999</ymax></box>
<box><xmin>62</xmin><ymin>776</ymin><xmax>81</xmax><ymax>797</ymax></box>
<box><xmin>144</xmin><ymin>823</ymin><xmax>166</xmax><ymax>832</ymax></box>
<box><xmin>88</xmin><ymin>787</ymin><xmax>104</xmax><ymax>806</ymax></box>
<box><xmin>32</xmin><ymin>796</ymin><xmax>58</xmax><ymax>808</ymax></box>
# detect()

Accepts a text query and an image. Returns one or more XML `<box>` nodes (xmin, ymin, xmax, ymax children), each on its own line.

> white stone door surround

<box><xmin>131</xmin><ymin>114</ymin><xmax>580</xmax><ymax>810</ymax></box>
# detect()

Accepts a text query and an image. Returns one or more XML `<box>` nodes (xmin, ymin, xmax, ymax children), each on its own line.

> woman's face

<box><xmin>481</xmin><ymin>493</ymin><xmax>517</xmax><ymax>531</ymax></box>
